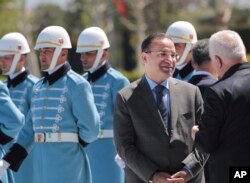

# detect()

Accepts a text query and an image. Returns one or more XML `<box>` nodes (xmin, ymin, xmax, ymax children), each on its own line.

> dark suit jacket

<box><xmin>114</xmin><ymin>76</ymin><xmax>206</xmax><ymax>183</ymax></box>
<box><xmin>188</xmin><ymin>74</ymin><xmax>217</xmax><ymax>97</ymax></box>
<box><xmin>188</xmin><ymin>73</ymin><xmax>217</xmax><ymax>183</ymax></box>
<box><xmin>195</xmin><ymin>63</ymin><xmax>250</xmax><ymax>183</ymax></box>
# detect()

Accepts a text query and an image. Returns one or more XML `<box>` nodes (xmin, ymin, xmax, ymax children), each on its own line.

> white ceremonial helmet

<box><xmin>0</xmin><ymin>32</ymin><xmax>30</xmax><ymax>75</ymax></box>
<box><xmin>76</xmin><ymin>26</ymin><xmax>110</xmax><ymax>72</ymax></box>
<box><xmin>166</xmin><ymin>21</ymin><xmax>197</xmax><ymax>66</ymax></box>
<box><xmin>34</xmin><ymin>25</ymin><xmax>72</xmax><ymax>71</ymax></box>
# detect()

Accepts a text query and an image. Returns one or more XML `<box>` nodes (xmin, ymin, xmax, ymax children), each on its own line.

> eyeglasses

<box><xmin>145</xmin><ymin>50</ymin><xmax>179</xmax><ymax>59</ymax></box>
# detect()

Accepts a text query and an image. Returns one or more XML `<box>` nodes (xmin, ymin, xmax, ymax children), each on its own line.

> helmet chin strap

<box><xmin>43</xmin><ymin>47</ymin><xmax>62</xmax><ymax>72</ymax></box>
<box><xmin>87</xmin><ymin>49</ymin><xmax>103</xmax><ymax>73</ymax></box>
<box><xmin>4</xmin><ymin>54</ymin><xmax>21</xmax><ymax>75</ymax></box>
<box><xmin>176</xmin><ymin>43</ymin><xmax>192</xmax><ymax>66</ymax></box>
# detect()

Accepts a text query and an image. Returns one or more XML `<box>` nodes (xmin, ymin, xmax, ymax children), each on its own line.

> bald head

<box><xmin>209</xmin><ymin>30</ymin><xmax>247</xmax><ymax>77</ymax></box>
<box><xmin>209</xmin><ymin>30</ymin><xmax>246</xmax><ymax>62</ymax></box>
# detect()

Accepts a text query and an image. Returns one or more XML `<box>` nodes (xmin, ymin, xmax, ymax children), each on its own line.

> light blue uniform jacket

<box><xmin>84</xmin><ymin>62</ymin><xmax>129</xmax><ymax>183</ymax></box>
<box><xmin>0</xmin><ymin>82</ymin><xmax>24</xmax><ymax>183</ymax></box>
<box><xmin>4</xmin><ymin>71</ymin><xmax>38</xmax><ymax>183</ymax></box>
<box><xmin>7</xmin><ymin>63</ymin><xmax>100</xmax><ymax>183</ymax></box>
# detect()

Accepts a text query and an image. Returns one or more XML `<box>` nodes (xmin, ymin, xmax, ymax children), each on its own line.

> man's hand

<box><xmin>191</xmin><ymin>125</ymin><xmax>199</xmax><ymax>140</ymax></box>
<box><xmin>171</xmin><ymin>170</ymin><xmax>191</xmax><ymax>183</ymax></box>
<box><xmin>151</xmin><ymin>171</ymin><xmax>184</xmax><ymax>183</ymax></box>
<box><xmin>0</xmin><ymin>159</ymin><xmax>10</xmax><ymax>177</ymax></box>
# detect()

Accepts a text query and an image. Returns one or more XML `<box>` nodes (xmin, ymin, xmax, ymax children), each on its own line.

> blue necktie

<box><xmin>155</xmin><ymin>85</ymin><xmax>169</xmax><ymax>132</ymax></box>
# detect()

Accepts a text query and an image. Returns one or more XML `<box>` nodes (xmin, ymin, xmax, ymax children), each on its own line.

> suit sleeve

<box><xmin>194</xmin><ymin>87</ymin><xmax>225</xmax><ymax>153</ymax></box>
<box><xmin>113</xmin><ymin>92</ymin><xmax>159</xmax><ymax>182</ymax></box>
<box><xmin>182</xmin><ymin>87</ymin><xmax>209</xmax><ymax>177</ymax></box>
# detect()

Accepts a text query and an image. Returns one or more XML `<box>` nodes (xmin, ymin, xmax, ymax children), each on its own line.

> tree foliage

<box><xmin>31</xmin><ymin>4</ymin><xmax>67</xmax><ymax>39</ymax></box>
<box><xmin>0</xmin><ymin>0</ymin><xmax>20</xmax><ymax>35</ymax></box>
<box><xmin>1</xmin><ymin>0</ymin><xmax>249</xmax><ymax>75</ymax></box>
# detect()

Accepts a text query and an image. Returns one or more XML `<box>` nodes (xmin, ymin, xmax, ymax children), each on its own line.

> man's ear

<box><xmin>19</xmin><ymin>55</ymin><xmax>26</xmax><ymax>64</ymax></box>
<box><xmin>215</xmin><ymin>55</ymin><xmax>223</xmax><ymax>69</ymax></box>
<box><xmin>102</xmin><ymin>50</ymin><xmax>108</xmax><ymax>59</ymax></box>
<box><xmin>141</xmin><ymin>52</ymin><xmax>148</xmax><ymax>64</ymax></box>
<box><xmin>191</xmin><ymin>60</ymin><xmax>198</xmax><ymax>70</ymax></box>
<box><xmin>61</xmin><ymin>49</ymin><xmax>68</xmax><ymax>58</ymax></box>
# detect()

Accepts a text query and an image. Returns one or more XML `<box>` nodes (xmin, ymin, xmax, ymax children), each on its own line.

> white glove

<box><xmin>115</xmin><ymin>154</ymin><xmax>125</xmax><ymax>169</ymax></box>
<box><xmin>0</xmin><ymin>159</ymin><xmax>10</xmax><ymax>177</ymax></box>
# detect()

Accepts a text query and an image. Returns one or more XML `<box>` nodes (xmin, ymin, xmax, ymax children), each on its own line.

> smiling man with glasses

<box><xmin>113</xmin><ymin>33</ymin><xmax>206</xmax><ymax>183</ymax></box>
<box><xmin>145</xmin><ymin>50</ymin><xmax>179</xmax><ymax>60</ymax></box>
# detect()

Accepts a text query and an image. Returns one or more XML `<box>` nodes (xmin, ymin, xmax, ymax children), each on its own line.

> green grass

<box><xmin>247</xmin><ymin>53</ymin><xmax>250</xmax><ymax>62</ymax></box>
<box><xmin>0</xmin><ymin>75</ymin><xmax>7</xmax><ymax>81</ymax></box>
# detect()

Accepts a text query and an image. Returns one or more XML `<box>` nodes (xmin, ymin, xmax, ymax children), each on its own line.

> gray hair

<box><xmin>209</xmin><ymin>30</ymin><xmax>246</xmax><ymax>61</ymax></box>
<box><xmin>192</xmin><ymin>39</ymin><xmax>210</xmax><ymax>66</ymax></box>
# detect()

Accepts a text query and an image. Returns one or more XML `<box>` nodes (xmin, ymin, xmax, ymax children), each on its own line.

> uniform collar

<box><xmin>7</xmin><ymin>70</ymin><xmax>28</xmax><ymax>88</ymax></box>
<box><xmin>43</xmin><ymin>62</ymin><xmax>71</xmax><ymax>85</ymax></box>
<box><xmin>173</xmin><ymin>61</ymin><xmax>193</xmax><ymax>78</ymax></box>
<box><xmin>87</xmin><ymin>62</ymin><xmax>110</xmax><ymax>82</ymax></box>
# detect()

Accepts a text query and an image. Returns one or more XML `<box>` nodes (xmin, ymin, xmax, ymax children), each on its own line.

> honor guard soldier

<box><xmin>0</xmin><ymin>82</ymin><xmax>24</xmax><ymax>183</ymax></box>
<box><xmin>166</xmin><ymin>21</ymin><xmax>197</xmax><ymax>82</ymax></box>
<box><xmin>76</xmin><ymin>27</ymin><xmax>129</xmax><ymax>183</ymax></box>
<box><xmin>0</xmin><ymin>32</ymin><xmax>38</xmax><ymax>183</ymax></box>
<box><xmin>0</xmin><ymin>26</ymin><xmax>100</xmax><ymax>183</ymax></box>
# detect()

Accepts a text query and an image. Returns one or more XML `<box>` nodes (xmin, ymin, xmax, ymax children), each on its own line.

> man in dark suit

<box><xmin>193</xmin><ymin>30</ymin><xmax>250</xmax><ymax>183</ymax></box>
<box><xmin>188</xmin><ymin>39</ymin><xmax>217</xmax><ymax>183</ymax></box>
<box><xmin>114</xmin><ymin>33</ymin><xmax>206</xmax><ymax>183</ymax></box>
<box><xmin>188</xmin><ymin>39</ymin><xmax>218</xmax><ymax>96</ymax></box>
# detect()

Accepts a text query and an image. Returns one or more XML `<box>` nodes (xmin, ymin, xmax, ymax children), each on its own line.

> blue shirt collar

<box><xmin>145</xmin><ymin>74</ymin><xmax>169</xmax><ymax>91</ymax></box>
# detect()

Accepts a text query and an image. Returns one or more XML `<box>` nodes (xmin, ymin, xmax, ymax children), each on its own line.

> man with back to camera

<box><xmin>76</xmin><ymin>26</ymin><xmax>130</xmax><ymax>183</ymax></box>
<box><xmin>193</xmin><ymin>30</ymin><xmax>250</xmax><ymax>183</ymax></box>
<box><xmin>188</xmin><ymin>38</ymin><xmax>218</xmax><ymax>96</ymax></box>
<box><xmin>188</xmin><ymin>38</ymin><xmax>218</xmax><ymax>183</ymax></box>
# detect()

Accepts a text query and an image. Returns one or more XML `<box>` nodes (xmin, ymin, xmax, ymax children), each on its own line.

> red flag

<box><xmin>114</xmin><ymin>0</ymin><xmax>127</xmax><ymax>17</ymax></box>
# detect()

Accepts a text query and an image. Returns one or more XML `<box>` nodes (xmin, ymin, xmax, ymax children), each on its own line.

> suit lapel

<box><xmin>139</xmin><ymin>76</ymin><xmax>169</xmax><ymax>134</ymax></box>
<box><xmin>168</xmin><ymin>78</ymin><xmax>179</xmax><ymax>135</ymax></box>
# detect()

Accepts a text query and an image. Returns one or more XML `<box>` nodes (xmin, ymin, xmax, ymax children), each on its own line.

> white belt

<box><xmin>35</xmin><ymin>132</ymin><xmax>79</xmax><ymax>143</ymax></box>
<box><xmin>98</xmin><ymin>130</ymin><xmax>114</xmax><ymax>138</ymax></box>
